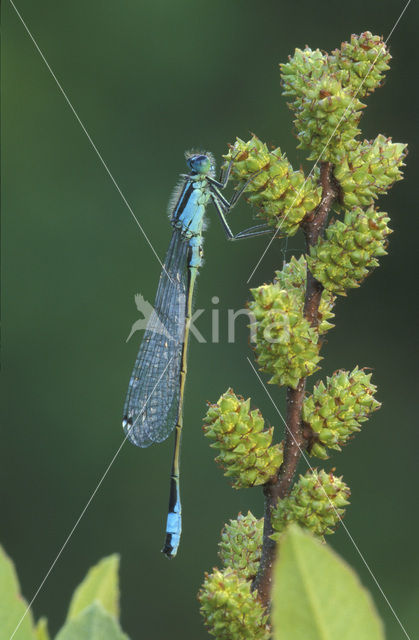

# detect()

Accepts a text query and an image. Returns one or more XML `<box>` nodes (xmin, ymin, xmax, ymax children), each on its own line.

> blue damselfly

<box><xmin>123</xmin><ymin>151</ymin><xmax>271</xmax><ymax>557</ymax></box>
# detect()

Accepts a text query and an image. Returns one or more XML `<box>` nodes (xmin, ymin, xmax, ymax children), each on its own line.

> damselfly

<box><xmin>123</xmin><ymin>150</ymin><xmax>271</xmax><ymax>557</ymax></box>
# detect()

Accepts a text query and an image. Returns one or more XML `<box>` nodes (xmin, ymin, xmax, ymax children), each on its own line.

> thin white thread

<box><xmin>247</xmin><ymin>357</ymin><xmax>411</xmax><ymax>640</ymax></box>
<box><xmin>246</xmin><ymin>0</ymin><xmax>412</xmax><ymax>284</ymax></box>
<box><xmin>9</xmin><ymin>356</ymin><xmax>174</xmax><ymax>640</ymax></box>
<box><xmin>8</xmin><ymin>0</ymin><xmax>169</xmax><ymax>277</ymax></box>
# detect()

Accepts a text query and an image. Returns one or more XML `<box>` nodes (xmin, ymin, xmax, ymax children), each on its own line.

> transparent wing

<box><xmin>123</xmin><ymin>230</ymin><xmax>190</xmax><ymax>447</ymax></box>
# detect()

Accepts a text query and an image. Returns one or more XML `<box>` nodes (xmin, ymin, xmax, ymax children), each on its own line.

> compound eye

<box><xmin>186</xmin><ymin>156</ymin><xmax>195</xmax><ymax>170</ymax></box>
<box><xmin>186</xmin><ymin>153</ymin><xmax>211</xmax><ymax>174</ymax></box>
<box><xmin>195</xmin><ymin>155</ymin><xmax>210</xmax><ymax>173</ymax></box>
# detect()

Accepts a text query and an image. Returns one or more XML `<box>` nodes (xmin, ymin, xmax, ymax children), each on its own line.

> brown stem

<box><xmin>253</xmin><ymin>162</ymin><xmax>338</xmax><ymax>608</ymax></box>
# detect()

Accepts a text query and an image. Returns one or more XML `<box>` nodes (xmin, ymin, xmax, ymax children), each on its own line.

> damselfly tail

<box><xmin>162</xmin><ymin>424</ymin><xmax>182</xmax><ymax>558</ymax></box>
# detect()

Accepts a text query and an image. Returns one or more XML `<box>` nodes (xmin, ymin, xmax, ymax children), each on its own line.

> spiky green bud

<box><xmin>280</xmin><ymin>33</ymin><xmax>393</xmax><ymax>162</ymax></box>
<box><xmin>303</xmin><ymin>367</ymin><xmax>381</xmax><ymax>459</ymax></box>
<box><xmin>271</xmin><ymin>469</ymin><xmax>350</xmax><ymax>539</ymax></box>
<box><xmin>281</xmin><ymin>46</ymin><xmax>365</xmax><ymax>162</ymax></box>
<box><xmin>307</xmin><ymin>205</ymin><xmax>391</xmax><ymax>295</ymax></box>
<box><xmin>199</xmin><ymin>568</ymin><xmax>270</xmax><ymax>640</ymax></box>
<box><xmin>281</xmin><ymin>47</ymin><xmax>329</xmax><ymax>102</ymax></box>
<box><xmin>219</xmin><ymin>512</ymin><xmax>263</xmax><ymax>581</ymax></box>
<box><xmin>293</xmin><ymin>76</ymin><xmax>365</xmax><ymax>162</ymax></box>
<box><xmin>331</xmin><ymin>32</ymin><xmax>391</xmax><ymax>98</ymax></box>
<box><xmin>203</xmin><ymin>390</ymin><xmax>283</xmax><ymax>488</ymax></box>
<box><xmin>274</xmin><ymin>255</ymin><xmax>335</xmax><ymax>335</ymax></box>
<box><xmin>223</xmin><ymin>136</ymin><xmax>321</xmax><ymax>236</ymax></box>
<box><xmin>249</xmin><ymin>282</ymin><xmax>322</xmax><ymax>388</ymax></box>
<box><xmin>334</xmin><ymin>135</ymin><xmax>407</xmax><ymax>208</ymax></box>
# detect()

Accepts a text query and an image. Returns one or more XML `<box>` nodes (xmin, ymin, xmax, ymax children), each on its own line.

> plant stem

<box><xmin>253</xmin><ymin>162</ymin><xmax>338</xmax><ymax>608</ymax></box>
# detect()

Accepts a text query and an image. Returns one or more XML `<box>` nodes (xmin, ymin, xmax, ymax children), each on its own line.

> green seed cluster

<box><xmin>331</xmin><ymin>32</ymin><xmax>391</xmax><ymax>98</ymax></box>
<box><xmin>249</xmin><ymin>283</ymin><xmax>321</xmax><ymax>389</ymax></box>
<box><xmin>281</xmin><ymin>46</ymin><xmax>329</xmax><ymax>101</ymax></box>
<box><xmin>199</xmin><ymin>568</ymin><xmax>270</xmax><ymax>640</ymax></box>
<box><xmin>203</xmin><ymin>390</ymin><xmax>283</xmax><ymax>488</ymax></box>
<box><xmin>307</xmin><ymin>205</ymin><xmax>391</xmax><ymax>295</ymax></box>
<box><xmin>280</xmin><ymin>33</ymin><xmax>392</xmax><ymax>163</ymax></box>
<box><xmin>274</xmin><ymin>255</ymin><xmax>335</xmax><ymax>335</ymax></box>
<box><xmin>281</xmin><ymin>50</ymin><xmax>364</xmax><ymax>162</ymax></box>
<box><xmin>271</xmin><ymin>469</ymin><xmax>350</xmax><ymax>539</ymax></box>
<box><xmin>303</xmin><ymin>367</ymin><xmax>381</xmax><ymax>459</ymax></box>
<box><xmin>334</xmin><ymin>134</ymin><xmax>407</xmax><ymax>208</ymax></box>
<box><xmin>223</xmin><ymin>135</ymin><xmax>321</xmax><ymax>236</ymax></box>
<box><xmin>294</xmin><ymin>77</ymin><xmax>364</xmax><ymax>162</ymax></box>
<box><xmin>219</xmin><ymin>512</ymin><xmax>263</xmax><ymax>581</ymax></box>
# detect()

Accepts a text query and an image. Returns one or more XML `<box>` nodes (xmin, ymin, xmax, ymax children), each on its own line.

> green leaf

<box><xmin>0</xmin><ymin>545</ymin><xmax>36</xmax><ymax>640</ymax></box>
<box><xmin>56</xmin><ymin>603</ymin><xmax>129</xmax><ymax>640</ymax></box>
<box><xmin>272</xmin><ymin>526</ymin><xmax>385</xmax><ymax>640</ymax></box>
<box><xmin>34</xmin><ymin>618</ymin><xmax>50</xmax><ymax>640</ymax></box>
<box><xmin>67</xmin><ymin>555</ymin><xmax>120</xmax><ymax>621</ymax></box>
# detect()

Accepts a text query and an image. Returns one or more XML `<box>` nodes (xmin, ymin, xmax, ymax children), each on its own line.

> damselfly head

<box><xmin>186</xmin><ymin>153</ymin><xmax>212</xmax><ymax>175</ymax></box>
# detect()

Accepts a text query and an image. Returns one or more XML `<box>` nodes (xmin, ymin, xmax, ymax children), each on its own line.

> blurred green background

<box><xmin>2</xmin><ymin>0</ymin><xmax>418</xmax><ymax>638</ymax></box>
